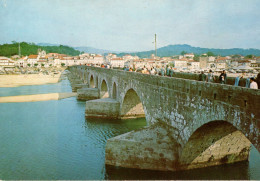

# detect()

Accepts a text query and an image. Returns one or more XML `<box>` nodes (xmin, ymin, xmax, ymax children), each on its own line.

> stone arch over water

<box><xmin>120</xmin><ymin>88</ymin><xmax>145</xmax><ymax>119</ymax></box>
<box><xmin>179</xmin><ymin>120</ymin><xmax>252</xmax><ymax>170</ymax></box>
<box><xmin>100</xmin><ymin>79</ymin><xmax>109</xmax><ymax>98</ymax></box>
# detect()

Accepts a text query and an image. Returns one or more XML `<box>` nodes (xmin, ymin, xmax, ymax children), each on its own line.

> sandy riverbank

<box><xmin>0</xmin><ymin>73</ymin><xmax>62</xmax><ymax>87</ymax></box>
<box><xmin>0</xmin><ymin>92</ymin><xmax>77</xmax><ymax>103</ymax></box>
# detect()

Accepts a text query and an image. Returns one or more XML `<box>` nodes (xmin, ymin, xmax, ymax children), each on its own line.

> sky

<box><xmin>0</xmin><ymin>0</ymin><xmax>259</xmax><ymax>51</ymax></box>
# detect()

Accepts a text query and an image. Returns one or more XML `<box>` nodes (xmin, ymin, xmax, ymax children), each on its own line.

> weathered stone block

<box><xmin>105</xmin><ymin>123</ymin><xmax>181</xmax><ymax>171</ymax></box>
<box><xmin>77</xmin><ymin>88</ymin><xmax>99</xmax><ymax>101</ymax></box>
<box><xmin>85</xmin><ymin>98</ymin><xmax>120</xmax><ymax>119</ymax></box>
<box><xmin>72</xmin><ymin>83</ymin><xmax>88</xmax><ymax>92</ymax></box>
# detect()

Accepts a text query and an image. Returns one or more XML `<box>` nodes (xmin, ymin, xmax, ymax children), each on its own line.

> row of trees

<box><xmin>0</xmin><ymin>42</ymin><xmax>81</xmax><ymax>57</ymax></box>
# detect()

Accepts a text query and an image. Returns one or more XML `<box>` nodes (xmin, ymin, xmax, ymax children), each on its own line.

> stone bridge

<box><xmin>68</xmin><ymin>66</ymin><xmax>259</xmax><ymax>171</ymax></box>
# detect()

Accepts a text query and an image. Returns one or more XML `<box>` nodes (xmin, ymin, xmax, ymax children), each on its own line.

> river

<box><xmin>0</xmin><ymin>76</ymin><xmax>259</xmax><ymax>180</ymax></box>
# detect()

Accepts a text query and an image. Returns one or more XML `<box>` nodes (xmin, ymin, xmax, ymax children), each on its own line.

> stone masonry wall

<box><xmin>69</xmin><ymin>66</ymin><xmax>260</xmax><ymax>152</ymax></box>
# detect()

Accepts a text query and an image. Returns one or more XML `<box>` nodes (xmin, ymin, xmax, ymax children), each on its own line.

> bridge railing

<box><xmin>74</xmin><ymin>65</ymin><xmax>260</xmax><ymax>118</ymax></box>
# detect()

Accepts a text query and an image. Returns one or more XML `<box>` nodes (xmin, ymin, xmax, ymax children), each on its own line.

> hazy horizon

<box><xmin>0</xmin><ymin>0</ymin><xmax>259</xmax><ymax>52</ymax></box>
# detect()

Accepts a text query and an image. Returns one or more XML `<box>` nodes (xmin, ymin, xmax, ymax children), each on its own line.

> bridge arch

<box><xmin>112</xmin><ymin>82</ymin><xmax>117</xmax><ymax>99</ymax></box>
<box><xmin>120</xmin><ymin>88</ymin><xmax>145</xmax><ymax>119</ymax></box>
<box><xmin>179</xmin><ymin>120</ymin><xmax>252</xmax><ymax>170</ymax></box>
<box><xmin>89</xmin><ymin>75</ymin><xmax>95</xmax><ymax>88</ymax></box>
<box><xmin>100</xmin><ymin>79</ymin><xmax>109</xmax><ymax>98</ymax></box>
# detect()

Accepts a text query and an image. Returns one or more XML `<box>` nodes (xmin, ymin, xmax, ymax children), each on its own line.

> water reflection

<box><xmin>105</xmin><ymin>161</ymin><xmax>250</xmax><ymax>180</ymax></box>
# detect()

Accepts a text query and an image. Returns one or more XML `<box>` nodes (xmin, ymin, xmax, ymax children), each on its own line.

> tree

<box><xmin>41</xmin><ymin>63</ymin><xmax>45</xmax><ymax>67</ymax></box>
<box><xmin>0</xmin><ymin>42</ymin><xmax>81</xmax><ymax>57</ymax></box>
<box><xmin>34</xmin><ymin>63</ymin><xmax>38</xmax><ymax>67</ymax></box>
<box><xmin>207</xmin><ymin>51</ymin><xmax>215</xmax><ymax>56</ymax></box>
<box><xmin>49</xmin><ymin>64</ymin><xmax>52</xmax><ymax>67</ymax></box>
<box><xmin>27</xmin><ymin>63</ymin><xmax>31</xmax><ymax>67</ymax></box>
<box><xmin>181</xmin><ymin>51</ymin><xmax>187</xmax><ymax>55</ymax></box>
<box><xmin>61</xmin><ymin>63</ymin><xmax>65</xmax><ymax>67</ymax></box>
<box><xmin>245</xmin><ymin>54</ymin><xmax>254</xmax><ymax>59</ymax></box>
<box><xmin>193</xmin><ymin>54</ymin><xmax>200</xmax><ymax>61</ymax></box>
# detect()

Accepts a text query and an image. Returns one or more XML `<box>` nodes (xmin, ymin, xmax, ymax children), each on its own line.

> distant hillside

<box><xmin>37</xmin><ymin>43</ymin><xmax>60</xmax><ymax>46</ymax></box>
<box><xmin>0</xmin><ymin>42</ymin><xmax>81</xmax><ymax>57</ymax></box>
<box><xmin>117</xmin><ymin>44</ymin><xmax>260</xmax><ymax>58</ymax></box>
<box><xmin>74</xmin><ymin>46</ymin><xmax>122</xmax><ymax>55</ymax></box>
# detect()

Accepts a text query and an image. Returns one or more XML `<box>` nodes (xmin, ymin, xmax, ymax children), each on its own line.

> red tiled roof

<box><xmin>216</xmin><ymin>57</ymin><xmax>227</xmax><ymax>61</ymax></box>
<box><xmin>95</xmin><ymin>54</ymin><xmax>103</xmax><ymax>57</ymax></box>
<box><xmin>28</xmin><ymin>55</ymin><xmax>38</xmax><ymax>59</ymax></box>
<box><xmin>111</xmin><ymin>58</ymin><xmax>123</xmax><ymax>60</ymax></box>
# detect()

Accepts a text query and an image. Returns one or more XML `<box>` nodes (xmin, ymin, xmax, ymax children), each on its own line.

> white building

<box><xmin>172</xmin><ymin>59</ymin><xmax>188</xmax><ymax>68</ymax></box>
<box><xmin>27</xmin><ymin>55</ymin><xmax>39</xmax><ymax>66</ymax></box>
<box><xmin>123</xmin><ymin>54</ymin><xmax>134</xmax><ymax>61</ymax></box>
<box><xmin>216</xmin><ymin>62</ymin><xmax>227</xmax><ymax>69</ymax></box>
<box><xmin>79</xmin><ymin>53</ymin><xmax>89</xmax><ymax>60</ymax></box>
<box><xmin>208</xmin><ymin>56</ymin><xmax>215</xmax><ymax>62</ymax></box>
<box><xmin>110</xmin><ymin>58</ymin><xmax>125</xmax><ymax>68</ymax></box>
<box><xmin>188</xmin><ymin>61</ymin><xmax>200</xmax><ymax>69</ymax></box>
<box><xmin>106</xmin><ymin>53</ymin><xmax>117</xmax><ymax>63</ymax></box>
<box><xmin>184</xmin><ymin>53</ymin><xmax>194</xmax><ymax>60</ymax></box>
<box><xmin>93</xmin><ymin>55</ymin><xmax>104</xmax><ymax>64</ymax></box>
<box><xmin>0</xmin><ymin>56</ymin><xmax>15</xmax><ymax>68</ymax></box>
<box><xmin>17</xmin><ymin>56</ymin><xmax>28</xmax><ymax>67</ymax></box>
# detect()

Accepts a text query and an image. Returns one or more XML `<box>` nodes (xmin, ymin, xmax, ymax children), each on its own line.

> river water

<box><xmin>0</xmin><ymin>77</ymin><xmax>259</xmax><ymax>180</ymax></box>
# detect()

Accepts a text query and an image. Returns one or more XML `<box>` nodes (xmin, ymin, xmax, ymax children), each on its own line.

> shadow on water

<box><xmin>105</xmin><ymin>161</ymin><xmax>249</xmax><ymax>180</ymax></box>
<box><xmin>83</xmin><ymin>117</ymin><xmax>147</xmax><ymax>146</ymax></box>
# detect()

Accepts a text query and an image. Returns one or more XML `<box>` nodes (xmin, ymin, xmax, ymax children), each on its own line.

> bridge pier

<box><xmin>105</xmin><ymin>123</ymin><xmax>181</xmax><ymax>171</ymax></box>
<box><xmin>77</xmin><ymin>88</ymin><xmax>100</xmax><ymax>101</ymax></box>
<box><xmin>85</xmin><ymin>98</ymin><xmax>120</xmax><ymax>119</ymax></box>
<box><xmin>72</xmin><ymin>83</ymin><xmax>88</xmax><ymax>92</ymax></box>
<box><xmin>105</xmin><ymin>121</ymin><xmax>251</xmax><ymax>172</ymax></box>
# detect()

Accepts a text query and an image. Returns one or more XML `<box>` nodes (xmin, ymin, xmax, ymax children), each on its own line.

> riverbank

<box><xmin>0</xmin><ymin>92</ymin><xmax>77</xmax><ymax>103</ymax></box>
<box><xmin>0</xmin><ymin>73</ymin><xmax>63</xmax><ymax>87</ymax></box>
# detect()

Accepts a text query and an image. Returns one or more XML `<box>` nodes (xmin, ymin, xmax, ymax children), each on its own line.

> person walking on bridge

<box><xmin>250</xmin><ymin>77</ymin><xmax>258</xmax><ymax>89</ymax></box>
<box><xmin>206</xmin><ymin>69</ymin><xmax>215</xmax><ymax>83</ymax></box>
<box><xmin>219</xmin><ymin>70</ymin><xmax>227</xmax><ymax>84</ymax></box>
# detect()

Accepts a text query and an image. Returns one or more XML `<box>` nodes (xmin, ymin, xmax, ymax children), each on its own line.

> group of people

<box><xmin>124</xmin><ymin>65</ymin><xmax>176</xmax><ymax>77</ymax></box>
<box><xmin>199</xmin><ymin>70</ymin><xmax>260</xmax><ymax>89</ymax></box>
<box><xmin>198</xmin><ymin>69</ymin><xmax>217</xmax><ymax>83</ymax></box>
<box><xmin>97</xmin><ymin>64</ymin><xmax>260</xmax><ymax>90</ymax></box>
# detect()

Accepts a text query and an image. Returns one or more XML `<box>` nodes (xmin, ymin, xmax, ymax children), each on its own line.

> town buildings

<box><xmin>1</xmin><ymin>47</ymin><xmax>259</xmax><ymax>75</ymax></box>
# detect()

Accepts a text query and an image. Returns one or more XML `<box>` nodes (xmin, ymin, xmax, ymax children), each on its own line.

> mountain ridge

<box><xmin>36</xmin><ymin>43</ymin><xmax>260</xmax><ymax>57</ymax></box>
<box><xmin>116</xmin><ymin>44</ymin><xmax>260</xmax><ymax>58</ymax></box>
